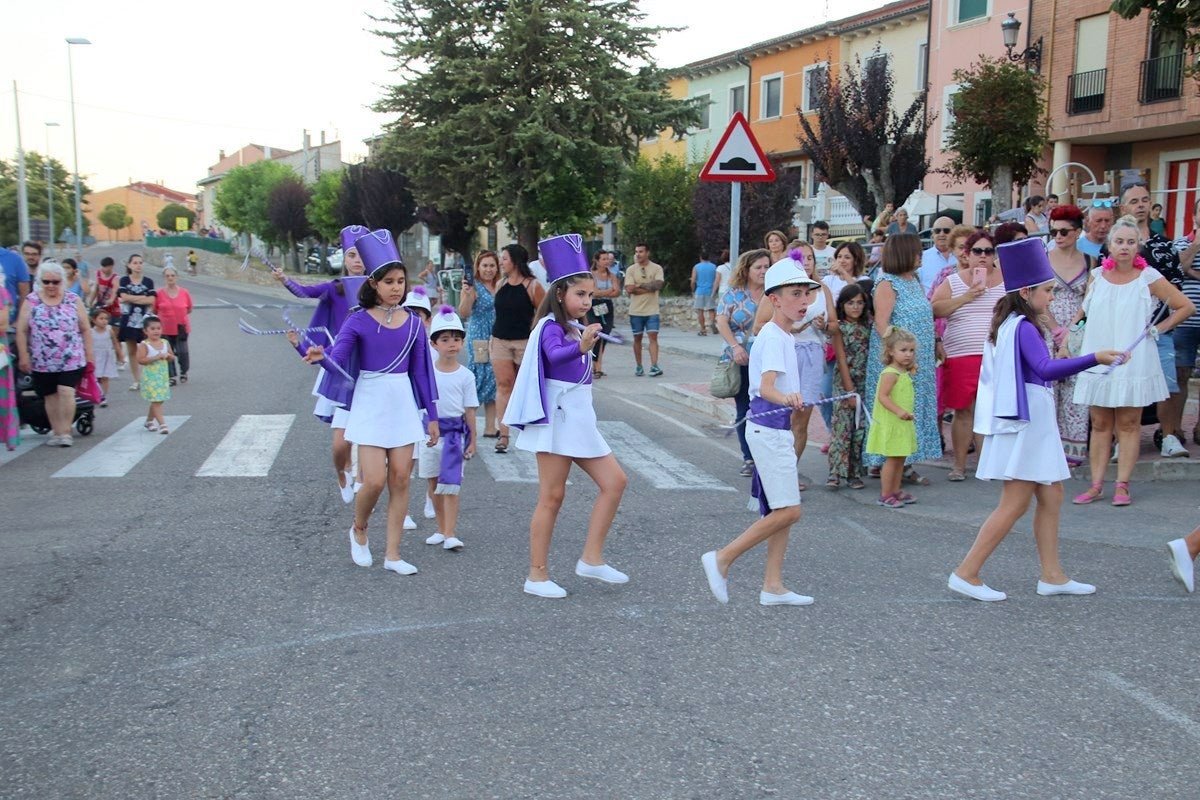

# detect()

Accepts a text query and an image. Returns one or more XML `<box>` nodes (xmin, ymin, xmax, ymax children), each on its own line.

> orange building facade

<box><xmin>85</xmin><ymin>182</ymin><xmax>198</xmax><ymax>242</ymax></box>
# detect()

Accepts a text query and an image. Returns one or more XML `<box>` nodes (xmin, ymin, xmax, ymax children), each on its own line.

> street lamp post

<box><xmin>1000</xmin><ymin>12</ymin><xmax>1043</xmax><ymax>73</ymax></box>
<box><xmin>65</xmin><ymin>37</ymin><xmax>91</xmax><ymax>258</ymax></box>
<box><xmin>44</xmin><ymin>121</ymin><xmax>59</xmax><ymax>256</ymax></box>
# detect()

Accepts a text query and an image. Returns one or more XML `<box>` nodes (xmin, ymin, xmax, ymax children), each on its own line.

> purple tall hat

<box><xmin>340</xmin><ymin>225</ymin><xmax>370</xmax><ymax>253</ymax></box>
<box><xmin>354</xmin><ymin>229</ymin><xmax>403</xmax><ymax>279</ymax></box>
<box><xmin>996</xmin><ymin>237</ymin><xmax>1055</xmax><ymax>292</ymax></box>
<box><xmin>538</xmin><ymin>234</ymin><xmax>590</xmax><ymax>284</ymax></box>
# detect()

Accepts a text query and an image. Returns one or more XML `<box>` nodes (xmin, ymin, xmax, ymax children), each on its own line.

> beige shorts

<box><xmin>489</xmin><ymin>337</ymin><xmax>527</xmax><ymax>365</ymax></box>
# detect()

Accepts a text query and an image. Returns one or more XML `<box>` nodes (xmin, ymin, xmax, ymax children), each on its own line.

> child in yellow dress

<box><xmin>867</xmin><ymin>326</ymin><xmax>918</xmax><ymax>508</ymax></box>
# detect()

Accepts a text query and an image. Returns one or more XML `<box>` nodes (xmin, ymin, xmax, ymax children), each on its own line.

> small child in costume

<box><xmin>701</xmin><ymin>254</ymin><xmax>821</xmax><ymax>607</ymax></box>
<box><xmin>420</xmin><ymin>306</ymin><xmax>479</xmax><ymax>552</ymax></box>
<box><xmin>867</xmin><ymin>326</ymin><xmax>919</xmax><ymax>509</ymax></box>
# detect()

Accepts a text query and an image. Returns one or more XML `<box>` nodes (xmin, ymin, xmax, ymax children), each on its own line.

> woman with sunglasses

<box><xmin>1046</xmin><ymin>205</ymin><xmax>1093</xmax><ymax>466</ymax></box>
<box><xmin>931</xmin><ymin>231</ymin><xmax>1006</xmax><ymax>481</ymax></box>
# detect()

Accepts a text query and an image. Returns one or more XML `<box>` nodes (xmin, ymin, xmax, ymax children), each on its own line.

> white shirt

<box><xmin>812</xmin><ymin>245</ymin><xmax>837</xmax><ymax>277</ymax></box>
<box><xmin>918</xmin><ymin>246</ymin><xmax>956</xmax><ymax>293</ymax></box>
<box><xmin>432</xmin><ymin>364</ymin><xmax>479</xmax><ymax>418</ymax></box>
<box><xmin>823</xmin><ymin>273</ymin><xmax>847</xmax><ymax>300</ymax></box>
<box><xmin>749</xmin><ymin>321</ymin><xmax>800</xmax><ymax>400</ymax></box>
<box><xmin>715</xmin><ymin>262</ymin><xmax>732</xmax><ymax>296</ymax></box>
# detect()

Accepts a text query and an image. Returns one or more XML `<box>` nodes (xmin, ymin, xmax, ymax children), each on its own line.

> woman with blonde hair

<box><xmin>716</xmin><ymin>248</ymin><xmax>770</xmax><ymax>475</ymax></box>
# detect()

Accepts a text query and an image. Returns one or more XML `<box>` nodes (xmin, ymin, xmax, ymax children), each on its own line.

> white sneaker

<box><xmin>1110</xmin><ymin>444</ymin><xmax>1119</xmax><ymax>464</ymax></box>
<box><xmin>339</xmin><ymin>471</ymin><xmax>356</xmax><ymax>504</ymax></box>
<box><xmin>574</xmin><ymin>560</ymin><xmax>629</xmax><ymax>584</ymax></box>
<box><xmin>442</xmin><ymin>537</ymin><xmax>464</xmax><ymax>551</ymax></box>
<box><xmin>423</xmin><ymin>496</ymin><xmax>436</xmax><ymax>518</ymax></box>
<box><xmin>1161</xmin><ymin>434</ymin><xmax>1189</xmax><ymax>459</ymax></box>
<box><xmin>1036</xmin><ymin>579</ymin><xmax>1096</xmax><ymax>596</ymax></box>
<box><xmin>523</xmin><ymin>579</ymin><xmax>567</xmax><ymax>598</ymax></box>
<box><xmin>1167</xmin><ymin>539</ymin><xmax>1195</xmax><ymax>593</ymax></box>
<box><xmin>424</xmin><ymin>532</ymin><xmax>445</xmax><ymax>545</ymax></box>
<box><xmin>403</xmin><ymin>515</ymin><xmax>417</xmax><ymax>530</ymax></box>
<box><xmin>759</xmin><ymin>590</ymin><xmax>814</xmax><ymax>606</ymax></box>
<box><xmin>383</xmin><ymin>559</ymin><xmax>418</xmax><ymax>575</ymax></box>
<box><xmin>948</xmin><ymin>573</ymin><xmax>1006</xmax><ymax>602</ymax></box>
<box><xmin>348</xmin><ymin>527</ymin><xmax>372</xmax><ymax>567</ymax></box>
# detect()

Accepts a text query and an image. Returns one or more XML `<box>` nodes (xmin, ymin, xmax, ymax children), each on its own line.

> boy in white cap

<box><xmin>420</xmin><ymin>305</ymin><xmax>479</xmax><ymax>551</ymax></box>
<box><xmin>701</xmin><ymin>255</ymin><xmax>820</xmax><ymax>606</ymax></box>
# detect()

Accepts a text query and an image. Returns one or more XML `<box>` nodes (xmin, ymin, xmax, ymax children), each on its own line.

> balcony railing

<box><xmin>1067</xmin><ymin>68</ymin><xmax>1106</xmax><ymax>114</ymax></box>
<box><xmin>1139</xmin><ymin>52</ymin><xmax>1185</xmax><ymax>104</ymax></box>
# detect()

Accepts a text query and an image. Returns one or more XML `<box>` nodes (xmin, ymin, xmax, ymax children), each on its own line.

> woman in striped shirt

<box><xmin>931</xmin><ymin>231</ymin><xmax>1008</xmax><ymax>481</ymax></box>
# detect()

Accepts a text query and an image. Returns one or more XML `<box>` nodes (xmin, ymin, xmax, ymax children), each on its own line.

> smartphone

<box><xmin>463</xmin><ymin>261</ymin><xmax>474</xmax><ymax>287</ymax></box>
<box><xmin>973</xmin><ymin>266</ymin><xmax>987</xmax><ymax>288</ymax></box>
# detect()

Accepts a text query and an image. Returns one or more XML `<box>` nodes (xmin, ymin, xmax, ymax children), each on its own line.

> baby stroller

<box><xmin>14</xmin><ymin>368</ymin><xmax>96</xmax><ymax>437</ymax></box>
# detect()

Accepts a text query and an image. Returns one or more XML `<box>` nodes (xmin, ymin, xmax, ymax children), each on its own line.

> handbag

<box><xmin>471</xmin><ymin>340</ymin><xmax>491</xmax><ymax>364</ymax></box>
<box><xmin>77</xmin><ymin>363</ymin><xmax>103</xmax><ymax>404</ymax></box>
<box><xmin>709</xmin><ymin>357</ymin><xmax>741</xmax><ymax>398</ymax></box>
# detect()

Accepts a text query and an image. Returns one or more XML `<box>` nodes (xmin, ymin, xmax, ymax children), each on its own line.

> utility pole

<box><xmin>13</xmin><ymin>81</ymin><xmax>30</xmax><ymax>244</ymax></box>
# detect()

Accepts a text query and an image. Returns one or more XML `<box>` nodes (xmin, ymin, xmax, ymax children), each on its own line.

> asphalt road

<box><xmin>2</xmin><ymin>244</ymin><xmax>1197</xmax><ymax>799</ymax></box>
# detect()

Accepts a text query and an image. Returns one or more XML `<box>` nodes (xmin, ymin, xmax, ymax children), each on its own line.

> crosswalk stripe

<box><xmin>52</xmin><ymin>416</ymin><xmax>191</xmax><ymax>478</ymax></box>
<box><xmin>475</xmin><ymin>438</ymin><xmax>542</xmax><ymax>483</ymax></box>
<box><xmin>196</xmin><ymin>414</ymin><xmax>294</xmax><ymax>477</ymax></box>
<box><xmin>0</xmin><ymin>433</ymin><xmax>50</xmax><ymax>466</ymax></box>
<box><xmin>597</xmin><ymin>420</ymin><xmax>734</xmax><ymax>491</ymax></box>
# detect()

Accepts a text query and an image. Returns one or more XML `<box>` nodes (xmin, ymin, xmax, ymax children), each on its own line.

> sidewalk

<box><xmin>635</xmin><ymin>317</ymin><xmax>1200</xmax><ymax>483</ymax></box>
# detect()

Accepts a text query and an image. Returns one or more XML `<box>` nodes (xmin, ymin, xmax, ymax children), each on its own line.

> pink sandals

<box><xmin>1072</xmin><ymin>482</ymin><xmax>1103</xmax><ymax>505</ymax></box>
<box><xmin>1111</xmin><ymin>481</ymin><xmax>1132</xmax><ymax>506</ymax></box>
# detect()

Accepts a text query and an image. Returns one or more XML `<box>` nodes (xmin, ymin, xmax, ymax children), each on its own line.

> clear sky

<box><xmin>2</xmin><ymin>0</ymin><xmax>890</xmax><ymax>194</ymax></box>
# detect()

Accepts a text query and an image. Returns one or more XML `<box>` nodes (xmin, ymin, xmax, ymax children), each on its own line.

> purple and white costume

<box><xmin>317</xmin><ymin>311</ymin><xmax>439</xmax><ymax>449</ymax></box>
<box><xmin>504</xmin><ymin>316</ymin><xmax>610</xmax><ymax>458</ymax></box>
<box><xmin>974</xmin><ymin>314</ymin><xmax>1098</xmax><ymax>484</ymax></box>
<box><xmin>287</xmin><ymin>275</ymin><xmax>367</xmax><ymax>427</ymax></box>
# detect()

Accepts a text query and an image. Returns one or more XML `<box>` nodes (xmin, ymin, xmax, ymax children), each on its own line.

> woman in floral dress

<box><xmin>1046</xmin><ymin>204</ymin><xmax>1093</xmax><ymax>466</ymax></box>
<box><xmin>828</xmin><ymin>283</ymin><xmax>871</xmax><ymax>488</ymax></box>
<box><xmin>457</xmin><ymin>250</ymin><xmax>500</xmax><ymax>437</ymax></box>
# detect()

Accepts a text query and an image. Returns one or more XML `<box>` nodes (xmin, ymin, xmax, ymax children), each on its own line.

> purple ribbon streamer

<box><xmin>1102</xmin><ymin>325</ymin><xmax>1153</xmax><ymax>375</ymax></box>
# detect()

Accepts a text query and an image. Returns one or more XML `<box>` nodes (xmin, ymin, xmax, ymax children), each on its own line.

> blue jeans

<box><xmin>734</xmin><ymin>364</ymin><xmax>751</xmax><ymax>461</ymax></box>
<box><xmin>820</xmin><ymin>360</ymin><xmax>834</xmax><ymax>429</ymax></box>
<box><xmin>1157</xmin><ymin>330</ymin><xmax>1180</xmax><ymax>393</ymax></box>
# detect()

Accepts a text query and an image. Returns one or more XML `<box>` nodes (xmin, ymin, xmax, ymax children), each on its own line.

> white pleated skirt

<box><xmin>310</xmin><ymin>371</ymin><xmax>341</xmax><ymax>421</ymax></box>
<box><xmin>515</xmin><ymin>379</ymin><xmax>611</xmax><ymax>459</ymax></box>
<box><xmin>975</xmin><ymin>384</ymin><xmax>1070</xmax><ymax>485</ymax></box>
<box><xmin>343</xmin><ymin>371</ymin><xmax>425</xmax><ymax>450</ymax></box>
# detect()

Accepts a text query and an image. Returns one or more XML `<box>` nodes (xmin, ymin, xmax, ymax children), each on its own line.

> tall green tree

<box><xmin>371</xmin><ymin>0</ymin><xmax>699</xmax><ymax>248</ymax></box>
<box><xmin>306</xmin><ymin>170</ymin><xmax>345</xmax><ymax>243</ymax></box>
<box><xmin>268</xmin><ymin>178</ymin><xmax>314</xmax><ymax>270</ymax></box>
<box><xmin>156</xmin><ymin>202</ymin><xmax>195</xmax><ymax>232</ymax></box>
<box><xmin>942</xmin><ymin>57</ymin><xmax>1049</xmax><ymax>217</ymax></box>
<box><xmin>1112</xmin><ymin>0</ymin><xmax>1200</xmax><ymax>68</ymax></box>
<box><xmin>797</xmin><ymin>47</ymin><xmax>931</xmax><ymax>226</ymax></box>
<box><xmin>0</xmin><ymin>152</ymin><xmax>90</xmax><ymax>245</ymax></box>
<box><xmin>337</xmin><ymin>163</ymin><xmax>418</xmax><ymax>237</ymax></box>
<box><xmin>615</xmin><ymin>153</ymin><xmax>698</xmax><ymax>291</ymax></box>
<box><xmin>99</xmin><ymin>203</ymin><xmax>133</xmax><ymax>240</ymax></box>
<box><xmin>212</xmin><ymin>159</ymin><xmax>294</xmax><ymax>246</ymax></box>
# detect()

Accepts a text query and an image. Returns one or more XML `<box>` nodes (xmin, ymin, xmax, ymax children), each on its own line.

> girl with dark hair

<box><xmin>827</xmin><ymin>283</ymin><xmax>871</xmax><ymax>489</ymax></box>
<box><xmin>949</xmin><ymin>239</ymin><xmax>1121</xmax><ymax>602</ymax></box>
<box><xmin>276</xmin><ymin>225</ymin><xmax>371</xmax><ymax>503</ymax></box>
<box><xmin>504</xmin><ymin>234</ymin><xmax>628</xmax><ymax>599</ymax></box>
<box><xmin>298</xmin><ymin>231</ymin><xmax>439</xmax><ymax>576</ymax></box>
<box><xmin>490</xmin><ymin>242</ymin><xmax>546</xmax><ymax>454</ymax></box>
<box><xmin>1024</xmin><ymin>195</ymin><xmax>1048</xmax><ymax>235</ymax></box>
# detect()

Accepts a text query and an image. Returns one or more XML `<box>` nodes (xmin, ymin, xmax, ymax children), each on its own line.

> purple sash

<box><xmin>435</xmin><ymin>416</ymin><xmax>471</xmax><ymax>495</ymax></box>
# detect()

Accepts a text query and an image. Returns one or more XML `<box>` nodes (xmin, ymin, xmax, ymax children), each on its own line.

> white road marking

<box><xmin>217</xmin><ymin>297</ymin><xmax>258</xmax><ymax>318</ymax></box>
<box><xmin>52</xmin><ymin>416</ymin><xmax>191</xmax><ymax>478</ymax></box>
<box><xmin>1097</xmin><ymin>670</ymin><xmax>1200</xmax><ymax>741</ymax></box>
<box><xmin>0</xmin><ymin>433</ymin><xmax>50</xmax><ymax>466</ymax></box>
<box><xmin>597</xmin><ymin>420</ymin><xmax>734</xmax><ymax>491</ymax></box>
<box><xmin>475</xmin><ymin>438</ymin><xmax>546</xmax><ymax>483</ymax></box>
<box><xmin>196</xmin><ymin>414</ymin><xmax>295</xmax><ymax>477</ymax></box>
<box><xmin>611</xmin><ymin>394</ymin><xmax>714</xmax><ymax>439</ymax></box>
<box><xmin>841</xmin><ymin>517</ymin><xmax>884</xmax><ymax>544</ymax></box>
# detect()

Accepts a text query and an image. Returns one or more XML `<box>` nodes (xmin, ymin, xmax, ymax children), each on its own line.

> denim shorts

<box><xmin>1173</xmin><ymin>325</ymin><xmax>1200</xmax><ymax>371</ymax></box>
<box><xmin>630</xmin><ymin>314</ymin><xmax>660</xmax><ymax>335</ymax></box>
<box><xmin>1157</xmin><ymin>330</ymin><xmax>1180</xmax><ymax>393</ymax></box>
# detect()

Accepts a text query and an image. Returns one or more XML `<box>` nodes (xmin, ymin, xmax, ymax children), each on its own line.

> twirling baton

<box><xmin>568</xmin><ymin>319</ymin><xmax>625</xmax><ymax>344</ymax></box>
<box><xmin>1102</xmin><ymin>324</ymin><xmax>1154</xmax><ymax>375</ymax></box>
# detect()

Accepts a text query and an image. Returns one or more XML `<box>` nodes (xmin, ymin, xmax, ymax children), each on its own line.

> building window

<box><xmin>1069</xmin><ymin>14</ymin><xmax>1109</xmax><ymax>114</ymax></box>
<box><xmin>1141</xmin><ymin>25</ymin><xmax>1186</xmax><ymax>103</ymax></box>
<box><xmin>954</xmin><ymin>0</ymin><xmax>988</xmax><ymax>25</ymax></box>
<box><xmin>760</xmin><ymin>73</ymin><xmax>783</xmax><ymax>119</ymax></box>
<box><xmin>691</xmin><ymin>93</ymin><xmax>711</xmax><ymax>131</ymax></box>
<box><xmin>916</xmin><ymin>42</ymin><xmax>928</xmax><ymax>89</ymax></box>
<box><xmin>729</xmin><ymin>84</ymin><xmax>746</xmax><ymax>118</ymax></box>
<box><xmin>940</xmin><ymin>83</ymin><xmax>961</xmax><ymax>146</ymax></box>
<box><xmin>802</xmin><ymin>62</ymin><xmax>828</xmax><ymax>113</ymax></box>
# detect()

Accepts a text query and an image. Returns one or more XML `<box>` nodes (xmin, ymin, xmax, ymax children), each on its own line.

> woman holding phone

<box><xmin>931</xmin><ymin>231</ymin><xmax>1006</xmax><ymax>481</ymax></box>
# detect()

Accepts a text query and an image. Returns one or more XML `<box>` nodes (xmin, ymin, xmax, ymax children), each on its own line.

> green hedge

<box><xmin>144</xmin><ymin>235</ymin><xmax>232</xmax><ymax>254</ymax></box>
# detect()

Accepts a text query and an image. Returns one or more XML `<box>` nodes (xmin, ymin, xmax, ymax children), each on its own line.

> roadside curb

<box><xmin>656</xmin><ymin>383</ymin><xmax>734</xmax><ymax>424</ymax></box>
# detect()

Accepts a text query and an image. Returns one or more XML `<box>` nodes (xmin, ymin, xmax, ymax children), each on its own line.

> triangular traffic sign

<box><xmin>699</xmin><ymin>112</ymin><xmax>776</xmax><ymax>183</ymax></box>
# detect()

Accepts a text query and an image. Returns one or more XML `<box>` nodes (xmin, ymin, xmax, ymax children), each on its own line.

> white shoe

<box><xmin>1167</xmin><ymin>538</ymin><xmax>1195</xmax><ymax>593</ymax></box>
<box><xmin>575</xmin><ymin>560</ymin><xmax>629</xmax><ymax>584</ymax></box>
<box><xmin>403</xmin><ymin>515</ymin><xmax>417</xmax><ymax>530</ymax></box>
<box><xmin>701</xmin><ymin>551</ymin><xmax>729</xmax><ymax>604</ymax></box>
<box><xmin>423</xmin><ymin>496</ymin><xmax>436</xmax><ymax>518</ymax></box>
<box><xmin>524</xmin><ymin>579</ymin><xmax>567</xmax><ymax>598</ymax></box>
<box><xmin>1110</xmin><ymin>444</ymin><xmax>1119</xmax><ymax>464</ymax></box>
<box><xmin>61</xmin><ymin>435</ymin><xmax>73</xmax><ymax>447</ymax></box>
<box><xmin>1161</xmin><ymin>434</ymin><xmax>1189</xmax><ymax>458</ymax></box>
<box><xmin>383</xmin><ymin>558</ymin><xmax>418</xmax><ymax>575</ymax></box>
<box><xmin>442</xmin><ymin>537</ymin><xmax>464</xmax><ymax>551</ymax></box>
<box><xmin>1036</xmin><ymin>579</ymin><xmax>1096</xmax><ymax>596</ymax></box>
<box><xmin>43</xmin><ymin>435</ymin><xmax>62</xmax><ymax>447</ymax></box>
<box><xmin>948</xmin><ymin>573</ymin><xmax>1006</xmax><ymax>601</ymax></box>
<box><xmin>759</xmin><ymin>590</ymin><xmax>814</xmax><ymax>606</ymax></box>
<box><xmin>339</xmin><ymin>471</ymin><xmax>356</xmax><ymax>504</ymax></box>
<box><xmin>348</xmin><ymin>527</ymin><xmax>372</xmax><ymax>567</ymax></box>
<box><xmin>424</xmin><ymin>532</ymin><xmax>445</xmax><ymax>545</ymax></box>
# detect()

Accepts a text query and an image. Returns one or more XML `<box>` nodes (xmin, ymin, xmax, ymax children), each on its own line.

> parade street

<box><xmin>1</xmin><ymin>253</ymin><xmax>1197</xmax><ymax>799</ymax></box>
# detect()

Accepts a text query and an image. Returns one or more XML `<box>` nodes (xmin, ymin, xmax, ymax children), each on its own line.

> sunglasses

<box><xmin>932</xmin><ymin>227</ymin><xmax>952</xmax><ymax>234</ymax></box>
<box><xmin>970</xmin><ymin>247</ymin><xmax>995</xmax><ymax>256</ymax></box>
<box><xmin>1050</xmin><ymin>227</ymin><xmax>1078</xmax><ymax>237</ymax></box>
<box><xmin>41</xmin><ymin>279</ymin><xmax>61</xmax><ymax>285</ymax></box>
<box><xmin>1090</xmin><ymin>200</ymin><xmax>1114</xmax><ymax>208</ymax></box>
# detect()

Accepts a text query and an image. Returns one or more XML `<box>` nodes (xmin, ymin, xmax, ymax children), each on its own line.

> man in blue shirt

<box><xmin>690</xmin><ymin>250</ymin><xmax>718</xmax><ymax>335</ymax></box>
<box><xmin>1</xmin><ymin>245</ymin><xmax>32</xmax><ymax>326</ymax></box>
<box><xmin>1076</xmin><ymin>201</ymin><xmax>1113</xmax><ymax>258</ymax></box>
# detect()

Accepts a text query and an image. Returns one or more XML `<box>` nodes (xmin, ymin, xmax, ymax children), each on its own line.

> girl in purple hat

<box><xmin>299</xmin><ymin>231</ymin><xmax>440</xmax><ymax>576</ymax></box>
<box><xmin>504</xmin><ymin>234</ymin><xmax>629</xmax><ymax>599</ymax></box>
<box><xmin>276</xmin><ymin>225</ymin><xmax>369</xmax><ymax>504</ymax></box>
<box><xmin>948</xmin><ymin>239</ymin><xmax>1123</xmax><ymax>603</ymax></box>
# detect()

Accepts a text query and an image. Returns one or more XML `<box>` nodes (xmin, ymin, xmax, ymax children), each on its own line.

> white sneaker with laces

<box><xmin>423</xmin><ymin>496</ymin><xmax>436</xmax><ymax>518</ymax></box>
<box><xmin>1161</xmin><ymin>434</ymin><xmax>1189</xmax><ymax>459</ymax></box>
<box><xmin>424</xmin><ymin>532</ymin><xmax>445</xmax><ymax>545</ymax></box>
